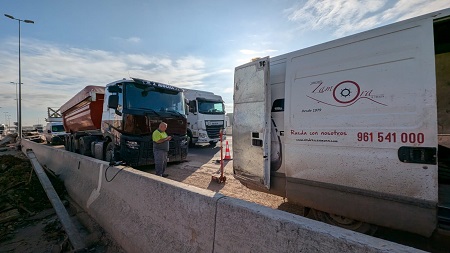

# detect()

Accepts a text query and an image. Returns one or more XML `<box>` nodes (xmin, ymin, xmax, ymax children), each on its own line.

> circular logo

<box><xmin>332</xmin><ymin>81</ymin><xmax>360</xmax><ymax>104</ymax></box>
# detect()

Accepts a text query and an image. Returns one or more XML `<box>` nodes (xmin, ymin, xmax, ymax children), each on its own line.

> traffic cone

<box><xmin>224</xmin><ymin>141</ymin><xmax>231</xmax><ymax>160</ymax></box>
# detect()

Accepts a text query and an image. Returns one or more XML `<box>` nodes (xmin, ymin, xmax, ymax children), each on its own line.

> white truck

<box><xmin>43</xmin><ymin>107</ymin><xmax>66</xmax><ymax>145</ymax></box>
<box><xmin>233</xmin><ymin>8</ymin><xmax>450</xmax><ymax>237</ymax></box>
<box><xmin>184</xmin><ymin>89</ymin><xmax>226</xmax><ymax>146</ymax></box>
<box><xmin>0</xmin><ymin>124</ymin><xmax>5</xmax><ymax>136</ymax></box>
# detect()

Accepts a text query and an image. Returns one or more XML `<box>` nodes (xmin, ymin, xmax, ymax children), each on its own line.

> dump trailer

<box><xmin>60</xmin><ymin>78</ymin><xmax>188</xmax><ymax>166</ymax></box>
<box><xmin>233</xmin><ymin>8</ymin><xmax>450</xmax><ymax>237</ymax></box>
<box><xmin>184</xmin><ymin>89</ymin><xmax>226</xmax><ymax>146</ymax></box>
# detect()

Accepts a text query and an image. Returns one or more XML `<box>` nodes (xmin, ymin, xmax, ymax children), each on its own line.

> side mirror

<box><xmin>108</xmin><ymin>95</ymin><xmax>119</xmax><ymax>109</ymax></box>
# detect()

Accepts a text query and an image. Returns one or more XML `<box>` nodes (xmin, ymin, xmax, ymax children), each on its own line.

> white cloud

<box><xmin>0</xmin><ymin>38</ymin><xmax>230</xmax><ymax>125</ymax></box>
<box><xmin>127</xmin><ymin>37</ymin><xmax>141</xmax><ymax>43</ymax></box>
<box><xmin>223</xmin><ymin>87</ymin><xmax>234</xmax><ymax>94</ymax></box>
<box><xmin>380</xmin><ymin>0</ymin><xmax>450</xmax><ymax>21</ymax></box>
<box><xmin>285</xmin><ymin>0</ymin><xmax>450</xmax><ymax>36</ymax></box>
<box><xmin>112</xmin><ymin>36</ymin><xmax>142</xmax><ymax>44</ymax></box>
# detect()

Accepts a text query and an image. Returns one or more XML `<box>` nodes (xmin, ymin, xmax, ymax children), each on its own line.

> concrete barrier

<box><xmin>21</xmin><ymin>140</ymin><xmax>218</xmax><ymax>252</ymax></box>
<box><xmin>21</xmin><ymin>140</ymin><xmax>424</xmax><ymax>252</ymax></box>
<box><xmin>214</xmin><ymin>197</ymin><xmax>417</xmax><ymax>253</ymax></box>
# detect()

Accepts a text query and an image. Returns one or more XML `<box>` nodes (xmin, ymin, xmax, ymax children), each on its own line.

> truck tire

<box><xmin>68</xmin><ymin>136</ymin><xmax>73</xmax><ymax>152</ymax></box>
<box><xmin>79</xmin><ymin>137</ymin><xmax>91</xmax><ymax>156</ymax></box>
<box><xmin>70</xmin><ymin>136</ymin><xmax>79</xmax><ymax>153</ymax></box>
<box><xmin>187</xmin><ymin>131</ymin><xmax>194</xmax><ymax>148</ymax></box>
<box><xmin>310</xmin><ymin>209</ymin><xmax>377</xmax><ymax>235</ymax></box>
<box><xmin>105</xmin><ymin>142</ymin><xmax>115</xmax><ymax>163</ymax></box>
<box><xmin>64</xmin><ymin>136</ymin><xmax>70</xmax><ymax>151</ymax></box>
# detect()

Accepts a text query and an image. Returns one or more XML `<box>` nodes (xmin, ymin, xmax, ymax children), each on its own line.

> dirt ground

<box><xmin>0</xmin><ymin>140</ymin><xmax>123</xmax><ymax>253</ymax></box>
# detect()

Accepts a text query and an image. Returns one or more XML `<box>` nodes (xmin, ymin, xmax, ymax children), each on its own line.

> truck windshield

<box><xmin>125</xmin><ymin>82</ymin><xmax>185</xmax><ymax>115</ymax></box>
<box><xmin>52</xmin><ymin>125</ymin><xmax>65</xmax><ymax>132</ymax></box>
<box><xmin>198</xmin><ymin>100</ymin><xmax>225</xmax><ymax>114</ymax></box>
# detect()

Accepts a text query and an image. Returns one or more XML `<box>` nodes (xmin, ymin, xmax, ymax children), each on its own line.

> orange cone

<box><xmin>224</xmin><ymin>141</ymin><xmax>231</xmax><ymax>160</ymax></box>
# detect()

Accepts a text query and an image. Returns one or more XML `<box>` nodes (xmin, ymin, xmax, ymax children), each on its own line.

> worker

<box><xmin>152</xmin><ymin>122</ymin><xmax>172</xmax><ymax>177</ymax></box>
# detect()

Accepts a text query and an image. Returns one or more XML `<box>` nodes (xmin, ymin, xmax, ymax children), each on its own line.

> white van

<box><xmin>233</xmin><ymin>8</ymin><xmax>450</xmax><ymax>237</ymax></box>
<box><xmin>43</xmin><ymin>122</ymin><xmax>66</xmax><ymax>145</ymax></box>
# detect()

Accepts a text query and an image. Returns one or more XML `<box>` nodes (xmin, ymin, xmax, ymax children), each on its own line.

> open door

<box><xmin>233</xmin><ymin>57</ymin><xmax>271</xmax><ymax>189</ymax></box>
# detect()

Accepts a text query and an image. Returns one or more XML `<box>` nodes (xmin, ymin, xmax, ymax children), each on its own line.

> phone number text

<box><xmin>357</xmin><ymin>132</ymin><xmax>424</xmax><ymax>144</ymax></box>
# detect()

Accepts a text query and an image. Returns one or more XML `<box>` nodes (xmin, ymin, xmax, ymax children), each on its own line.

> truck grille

<box><xmin>120</xmin><ymin>135</ymin><xmax>187</xmax><ymax>166</ymax></box>
<box><xmin>206</xmin><ymin>125</ymin><xmax>222</xmax><ymax>139</ymax></box>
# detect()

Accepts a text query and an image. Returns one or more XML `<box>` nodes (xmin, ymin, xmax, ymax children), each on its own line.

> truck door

<box><xmin>233</xmin><ymin>57</ymin><xmax>271</xmax><ymax>189</ymax></box>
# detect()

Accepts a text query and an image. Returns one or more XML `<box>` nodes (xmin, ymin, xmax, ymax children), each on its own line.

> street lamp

<box><xmin>9</xmin><ymin>82</ymin><xmax>21</xmax><ymax>129</ymax></box>
<box><xmin>4</xmin><ymin>14</ymin><xmax>35</xmax><ymax>139</ymax></box>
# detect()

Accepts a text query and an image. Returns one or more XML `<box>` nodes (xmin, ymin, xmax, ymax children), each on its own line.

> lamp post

<box><xmin>4</xmin><ymin>14</ymin><xmax>34</xmax><ymax>139</ymax></box>
<box><xmin>6</xmin><ymin>114</ymin><xmax>11</xmax><ymax>129</ymax></box>
<box><xmin>3</xmin><ymin>112</ymin><xmax>7</xmax><ymax>126</ymax></box>
<box><xmin>9</xmin><ymin>82</ymin><xmax>21</xmax><ymax>129</ymax></box>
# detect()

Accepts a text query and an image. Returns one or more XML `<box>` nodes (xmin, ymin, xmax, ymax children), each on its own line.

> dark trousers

<box><xmin>154</xmin><ymin>148</ymin><xmax>168</xmax><ymax>176</ymax></box>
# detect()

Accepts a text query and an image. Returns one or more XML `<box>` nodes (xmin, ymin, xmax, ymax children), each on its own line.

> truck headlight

<box><xmin>126</xmin><ymin>141</ymin><xmax>140</xmax><ymax>149</ymax></box>
<box><xmin>199</xmin><ymin>133</ymin><xmax>207</xmax><ymax>138</ymax></box>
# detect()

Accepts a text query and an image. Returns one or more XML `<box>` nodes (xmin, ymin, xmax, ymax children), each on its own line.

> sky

<box><xmin>1</xmin><ymin>0</ymin><xmax>449</xmax><ymax>126</ymax></box>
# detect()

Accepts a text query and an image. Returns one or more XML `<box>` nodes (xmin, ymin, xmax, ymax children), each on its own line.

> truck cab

<box><xmin>61</xmin><ymin>78</ymin><xmax>189</xmax><ymax>167</ymax></box>
<box><xmin>102</xmin><ymin>78</ymin><xmax>189</xmax><ymax>165</ymax></box>
<box><xmin>184</xmin><ymin>89</ymin><xmax>226</xmax><ymax>146</ymax></box>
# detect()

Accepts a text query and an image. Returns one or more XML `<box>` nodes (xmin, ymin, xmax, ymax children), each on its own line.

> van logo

<box><xmin>307</xmin><ymin>80</ymin><xmax>387</xmax><ymax>107</ymax></box>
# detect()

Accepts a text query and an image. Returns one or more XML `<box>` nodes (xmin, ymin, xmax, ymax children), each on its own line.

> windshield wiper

<box><xmin>164</xmin><ymin>109</ymin><xmax>184</xmax><ymax>117</ymax></box>
<box><xmin>135</xmin><ymin>107</ymin><xmax>161</xmax><ymax>116</ymax></box>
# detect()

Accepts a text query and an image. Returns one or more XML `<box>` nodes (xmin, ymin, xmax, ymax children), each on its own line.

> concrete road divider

<box><xmin>21</xmin><ymin>140</ymin><xmax>424</xmax><ymax>252</ymax></box>
<box><xmin>21</xmin><ymin>140</ymin><xmax>218</xmax><ymax>252</ymax></box>
<box><xmin>213</xmin><ymin>197</ymin><xmax>419</xmax><ymax>252</ymax></box>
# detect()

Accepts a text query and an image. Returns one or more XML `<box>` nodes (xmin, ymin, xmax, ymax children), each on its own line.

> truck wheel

<box><xmin>188</xmin><ymin>133</ymin><xmax>194</xmax><ymax>148</ymax></box>
<box><xmin>79</xmin><ymin>137</ymin><xmax>91</xmax><ymax>156</ymax></box>
<box><xmin>71</xmin><ymin>136</ymin><xmax>79</xmax><ymax>153</ymax></box>
<box><xmin>311</xmin><ymin>209</ymin><xmax>377</xmax><ymax>235</ymax></box>
<box><xmin>64</xmin><ymin>136</ymin><xmax>70</xmax><ymax>151</ymax></box>
<box><xmin>68</xmin><ymin>136</ymin><xmax>73</xmax><ymax>152</ymax></box>
<box><xmin>105</xmin><ymin>142</ymin><xmax>115</xmax><ymax>162</ymax></box>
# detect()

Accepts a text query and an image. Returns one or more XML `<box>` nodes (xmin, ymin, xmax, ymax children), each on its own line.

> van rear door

<box><xmin>233</xmin><ymin>57</ymin><xmax>271</xmax><ymax>189</ymax></box>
